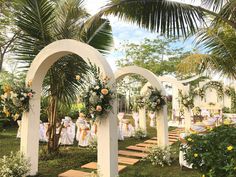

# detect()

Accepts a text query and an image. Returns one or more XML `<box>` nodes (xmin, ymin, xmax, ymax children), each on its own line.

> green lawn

<box><xmin>0</xmin><ymin>123</ymin><xmax>200</xmax><ymax>177</ymax></box>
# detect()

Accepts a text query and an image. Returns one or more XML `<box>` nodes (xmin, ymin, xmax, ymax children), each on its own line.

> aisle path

<box><xmin>58</xmin><ymin>128</ymin><xmax>184</xmax><ymax>177</ymax></box>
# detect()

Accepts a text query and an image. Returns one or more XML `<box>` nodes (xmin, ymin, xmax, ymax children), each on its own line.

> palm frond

<box><xmin>94</xmin><ymin>0</ymin><xmax>205</xmax><ymax>37</ymax></box>
<box><xmin>15</xmin><ymin>0</ymin><xmax>54</xmax><ymax>66</ymax></box>
<box><xmin>80</xmin><ymin>18</ymin><xmax>113</xmax><ymax>54</ymax></box>
<box><xmin>201</xmin><ymin>0</ymin><xmax>229</xmax><ymax>12</ymax></box>
<box><xmin>177</xmin><ymin>54</ymin><xmax>211</xmax><ymax>75</ymax></box>
<box><xmin>53</xmin><ymin>0</ymin><xmax>89</xmax><ymax>39</ymax></box>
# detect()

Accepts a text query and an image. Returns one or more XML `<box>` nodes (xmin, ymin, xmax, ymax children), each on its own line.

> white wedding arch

<box><xmin>114</xmin><ymin>66</ymin><xmax>169</xmax><ymax>147</ymax></box>
<box><xmin>21</xmin><ymin>39</ymin><xmax>118</xmax><ymax>177</ymax></box>
<box><xmin>142</xmin><ymin>75</ymin><xmax>192</xmax><ymax>131</ymax></box>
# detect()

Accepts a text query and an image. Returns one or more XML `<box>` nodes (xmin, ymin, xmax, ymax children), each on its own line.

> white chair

<box><xmin>60</xmin><ymin>117</ymin><xmax>75</xmax><ymax>145</ymax></box>
<box><xmin>76</xmin><ymin>117</ymin><xmax>91</xmax><ymax>147</ymax></box>
<box><xmin>132</xmin><ymin>112</ymin><xmax>139</xmax><ymax>130</ymax></box>
<box><xmin>122</xmin><ymin>120</ymin><xmax>134</xmax><ymax>137</ymax></box>
<box><xmin>149</xmin><ymin>112</ymin><xmax>156</xmax><ymax>128</ymax></box>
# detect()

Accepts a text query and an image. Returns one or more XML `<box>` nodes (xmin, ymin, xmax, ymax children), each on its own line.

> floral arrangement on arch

<box><xmin>0</xmin><ymin>83</ymin><xmax>34</xmax><ymax>120</ymax></box>
<box><xmin>145</xmin><ymin>87</ymin><xmax>166</xmax><ymax>112</ymax></box>
<box><xmin>81</xmin><ymin>64</ymin><xmax>114</xmax><ymax>121</ymax></box>
<box><xmin>136</xmin><ymin>87</ymin><xmax>166</xmax><ymax>112</ymax></box>
<box><xmin>178</xmin><ymin>90</ymin><xmax>194</xmax><ymax>109</ymax></box>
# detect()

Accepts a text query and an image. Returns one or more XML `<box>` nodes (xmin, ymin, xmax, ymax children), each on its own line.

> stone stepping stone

<box><xmin>144</xmin><ymin>140</ymin><xmax>157</xmax><ymax>144</ymax></box>
<box><xmin>58</xmin><ymin>170</ymin><xmax>91</xmax><ymax>177</ymax></box>
<box><xmin>118</xmin><ymin>156</ymin><xmax>140</xmax><ymax>165</ymax></box>
<box><xmin>126</xmin><ymin>145</ymin><xmax>149</xmax><ymax>152</ymax></box>
<box><xmin>118</xmin><ymin>150</ymin><xmax>148</xmax><ymax>158</ymax></box>
<box><xmin>81</xmin><ymin>162</ymin><xmax>126</xmax><ymax>172</ymax></box>
<box><xmin>136</xmin><ymin>143</ymin><xmax>154</xmax><ymax>148</ymax></box>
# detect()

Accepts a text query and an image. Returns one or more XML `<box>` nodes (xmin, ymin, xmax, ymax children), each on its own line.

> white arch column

<box><xmin>138</xmin><ymin>108</ymin><xmax>146</xmax><ymax>133</ymax></box>
<box><xmin>115</xmin><ymin>66</ymin><xmax>169</xmax><ymax>147</ymax></box>
<box><xmin>21</xmin><ymin>39</ymin><xmax>118</xmax><ymax>177</ymax></box>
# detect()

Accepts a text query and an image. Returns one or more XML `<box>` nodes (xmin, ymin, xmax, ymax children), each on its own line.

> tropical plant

<box><xmin>177</xmin><ymin>24</ymin><xmax>236</xmax><ymax>79</ymax></box>
<box><xmin>14</xmin><ymin>0</ymin><xmax>113</xmax><ymax>153</ymax></box>
<box><xmin>181</xmin><ymin>125</ymin><xmax>236</xmax><ymax>177</ymax></box>
<box><xmin>96</xmin><ymin>0</ymin><xmax>236</xmax><ymax>80</ymax></box>
<box><xmin>95</xmin><ymin>0</ymin><xmax>236</xmax><ymax>37</ymax></box>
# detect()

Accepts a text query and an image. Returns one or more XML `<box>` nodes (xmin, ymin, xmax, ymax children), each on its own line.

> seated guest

<box><xmin>122</xmin><ymin>119</ymin><xmax>135</xmax><ymax>137</ymax></box>
<box><xmin>76</xmin><ymin>112</ymin><xmax>91</xmax><ymax>147</ymax></box>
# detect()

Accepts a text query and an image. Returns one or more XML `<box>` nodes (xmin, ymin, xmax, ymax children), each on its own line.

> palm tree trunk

<box><xmin>47</xmin><ymin>95</ymin><xmax>61</xmax><ymax>153</ymax></box>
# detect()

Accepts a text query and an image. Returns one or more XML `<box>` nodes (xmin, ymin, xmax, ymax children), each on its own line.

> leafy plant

<box><xmin>133</xmin><ymin>128</ymin><xmax>146</xmax><ymax>140</ymax></box>
<box><xmin>0</xmin><ymin>151</ymin><xmax>30</xmax><ymax>177</ymax></box>
<box><xmin>181</xmin><ymin>125</ymin><xmax>236</xmax><ymax>177</ymax></box>
<box><xmin>142</xmin><ymin>146</ymin><xmax>172</xmax><ymax>167</ymax></box>
<box><xmin>178</xmin><ymin>90</ymin><xmax>194</xmax><ymax>109</ymax></box>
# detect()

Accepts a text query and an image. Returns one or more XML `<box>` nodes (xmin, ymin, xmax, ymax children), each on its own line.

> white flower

<box><xmin>92</xmin><ymin>92</ymin><xmax>97</xmax><ymax>96</ymax></box>
<box><xmin>95</xmin><ymin>86</ymin><xmax>100</xmax><ymax>90</ymax></box>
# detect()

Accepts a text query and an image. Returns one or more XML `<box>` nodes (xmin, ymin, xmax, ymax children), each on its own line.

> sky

<box><xmin>84</xmin><ymin>0</ymin><xmax>199</xmax><ymax>71</ymax></box>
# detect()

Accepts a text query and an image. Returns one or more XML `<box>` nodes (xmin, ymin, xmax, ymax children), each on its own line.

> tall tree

<box><xmin>0</xmin><ymin>0</ymin><xmax>19</xmax><ymax>71</ymax></box>
<box><xmin>116</xmin><ymin>37</ymin><xmax>194</xmax><ymax>75</ymax></box>
<box><xmin>15</xmin><ymin>0</ymin><xmax>113</xmax><ymax>153</ymax></box>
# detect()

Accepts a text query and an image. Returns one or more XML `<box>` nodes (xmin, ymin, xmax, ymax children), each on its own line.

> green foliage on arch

<box><xmin>202</xmin><ymin>81</ymin><xmax>224</xmax><ymax>98</ymax></box>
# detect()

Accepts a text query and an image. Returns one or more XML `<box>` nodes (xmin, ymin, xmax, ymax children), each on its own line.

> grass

<box><xmin>0</xmin><ymin>120</ymin><xmax>200</xmax><ymax>177</ymax></box>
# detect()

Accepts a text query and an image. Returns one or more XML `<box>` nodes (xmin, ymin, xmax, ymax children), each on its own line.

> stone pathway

<box><xmin>58</xmin><ymin>128</ymin><xmax>183</xmax><ymax>177</ymax></box>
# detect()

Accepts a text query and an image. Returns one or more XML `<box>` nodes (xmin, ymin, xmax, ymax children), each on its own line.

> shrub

<box><xmin>87</xmin><ymin>137</ymin><xmax>97</xmax><ymax>152</ymax></box>
<box><xmin>142</xmin><ymin>146</ymin><xmax>172</xmax><ymax>167</ymax></box>
<box><xmin>0</xmin><ymin>151</ymin><xmax>30</xmax><ymax>177</ymax></box>
<box><xmin>181</xmin><ymin>125</ymin><xmax>236</xmax><ymax>177</ymax></box>
<box><xmin>133</xmin><ymin>128</ymin><xmax>146</xmax><ymax>139</ymax></box>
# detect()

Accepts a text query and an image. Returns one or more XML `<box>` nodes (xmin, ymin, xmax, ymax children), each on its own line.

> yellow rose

<box><xmin>76</xmin><ymin>75</ymin><xmax>81</xmax><ymax>80</ymax></box>
<box><xmin>202</xmin><ymin>175</ymin><xmax>205</xmax><ymax>177</ymax></box>
<box><xmin>227</xmin><ymin>145</ymin><xmax>234</xmax><ymax>151</ymax></box>
<box><xmin>96</xmin><ymin>105</ymin><xmax>102</xmax><ymax>112</ymax></box>
<box><xmin>187</xmin><ymin>138</ymin><xmax>193</xmax><ymax>142</ymax></box>
<box><xmin>101</xmin><ymin>88</ymin><xmax>109</xmax><ymax>95</ymax></box>
<box><xmin>194</xmin><ymin>153</ymin><xmax>198</xmax><ymax>158</ymax></box>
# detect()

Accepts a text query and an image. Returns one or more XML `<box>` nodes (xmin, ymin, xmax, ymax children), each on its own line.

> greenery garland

<box><xmin>0</xmin><ymin>83</ymin><xmax>34</xmax><ymax>120</ymax></box>
<box><xmin>202</xmin><ymin>81</ymin><xmax>223</xmax><ymax>98</ymax></box>
<box><xmin>224</xmin><ymin>86</ymin><xmax>236</xmax><ymax>112</ymax></box>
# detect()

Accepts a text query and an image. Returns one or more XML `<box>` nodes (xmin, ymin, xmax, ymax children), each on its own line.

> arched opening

<box><xmin>114</xmin><ymin>66</ymin><xmax>169</xmax><ymax>147</ymax></box>
<box><xmin>20</xmin><ymin>39</ymin><xmax>118</xmax><ymax>177</ymax></box>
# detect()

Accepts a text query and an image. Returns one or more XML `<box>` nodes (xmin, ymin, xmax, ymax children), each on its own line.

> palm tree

<box><xmin>15</xmin><ymin>0</ymin><xmax>113</xmax><ymax>153</ymax></box>
<box><xmin>95</xmin><ymin>0</ymin><xmax>236</xmax><ymax>79</ymax></box>
<box><xmin>92</xmin><ymin>0</ymin><xmax>236</xmax><ymax>37</ymax></box>
<box><xmin>177</xmin><ymin>24</ymin><xmax>236</xmax><ymax>79</ymax></box>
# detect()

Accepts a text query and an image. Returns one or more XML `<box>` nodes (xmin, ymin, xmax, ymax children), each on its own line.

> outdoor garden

<box><xmin>0</xmin><ymin>0</ymin><xmax>236</xmax><ymax>177</ymax></box>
